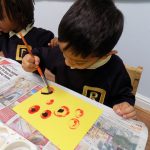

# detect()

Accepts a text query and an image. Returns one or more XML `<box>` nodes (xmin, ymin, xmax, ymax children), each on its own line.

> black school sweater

<box><xmin>0</xmin><ymin>27</ymin><xmax>54</xmax><ymax>63</ymax></box>
<box><xmin>32</xmin><ymin>46</ymin><xmax>135</xmax><ymax>108</ymax></box>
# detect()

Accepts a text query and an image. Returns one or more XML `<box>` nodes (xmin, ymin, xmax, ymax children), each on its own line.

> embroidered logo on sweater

<box><xmin>82</xmin><ymin>86</ymin><xmax>106</xmax><ymax>103</ymax></box>
<box><xmin>16</xmin><ymin>44</ymin><xmax>32</xmax><ymax>61</ymax></box>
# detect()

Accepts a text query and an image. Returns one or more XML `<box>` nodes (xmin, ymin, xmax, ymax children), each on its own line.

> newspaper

<box><xmin>0</xmin><ymin>56</ymin><xmax>148</xmax><ymax>150</ymax></box>
<box><xmin>0</xmin><ymin>57</ymin><xmax>20</xmax><ymax>85</ymax></box>
<box><xmin>0</xmin><ymin>56</ymin><xmax>42</xmax><ymax>86</ymax></box>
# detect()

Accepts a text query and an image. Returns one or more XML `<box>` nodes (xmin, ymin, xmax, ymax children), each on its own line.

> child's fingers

<box><xmin>122</xmin><ymin>110</ymin><xmax>137</xmax><ymax>119</ymax></box>
<box><xmin>22</xmin><ymin>61</ymin><xmax>36</xmax><ymax>72</ymax></box>
<box><xmin>113</xmin><ymin>105</ymin><xmax>122</xmax><ymax>116</ymax></box>
<box><xmin>113</xmin><ymin>104</ymin><xmax>119</xmax><ymax>111</ymax></box>
<box><xmin>22</xmin><ymin>54</ymin><xmax>37</xmax><ymax>72</ymax></box>
<box><xmin>48</xmin><ymin>37</ymin><xmax>58</xmax><ymax>48</ymax></box>
<box><xmin>122</xmin><ymin>105</ymin><xmax>136</xmax><ymax>119</ymax></box>
<box><xmin>34</xmin><ymin>56</ymin><xmax>40</xmax><ymax>66</ymax></box>
<box><xmin>121</xmin><ymin>104</ymin><xmax>135</xmax><ymax>114</ymax></box>
<box><xmin>113</xmin><ymin>102</ymin><xmax>136</xmax><ymax>119</ymax></box>
<box><xmin>24</xmin><ymin>54</ymin><xmax>35</xmax><ymax>63</ymax></box>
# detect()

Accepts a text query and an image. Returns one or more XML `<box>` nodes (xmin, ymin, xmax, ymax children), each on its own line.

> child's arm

<box><xmin>22</xmin><ymin>46</ymin><xmax>60</xmax><ymax>74</ymax></box>
<box><xmin>113</xmin><ymin>102</ymin><xmax>136</xmax><ymax>119</ymax></box>
<box><xmin>22</xmin><ymin>54</ymin><xmax>40</xmax><ymax>72</ymax></box>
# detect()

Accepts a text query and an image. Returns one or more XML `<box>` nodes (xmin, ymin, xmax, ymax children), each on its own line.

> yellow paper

<box><xmin>13</xmin><ymin>85</ymin><xmax>103</xmax><ymax>150</ymax></box>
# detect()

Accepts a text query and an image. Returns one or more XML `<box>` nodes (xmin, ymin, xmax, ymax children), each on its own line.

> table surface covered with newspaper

<box><xmin>0</xmin><ymin>56</ymin><xmax>148</xmax><ymax>150</ymax></box>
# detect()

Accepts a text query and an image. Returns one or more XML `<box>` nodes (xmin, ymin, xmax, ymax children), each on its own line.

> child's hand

<box><xmin>22</xmin><ymin>54</ymin><xmax>40</xmax><ymax>72</ymax></box>
<box><xmin>0</xmin><ymin>51</ymin><xmax>4</xmax><ymax>57</ymax></box>
<box><xmin>48</xmin><ymin>37</ymin><xmax>58</xmax><ymax>48</ymax></box>
<box><xmin>113</xmin><ymin>102</ymin><xmax>136</xmax><ymax>119</ymax></box>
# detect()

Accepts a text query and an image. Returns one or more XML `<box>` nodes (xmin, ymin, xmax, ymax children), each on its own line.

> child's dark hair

<box><xmin>58</xmin><ymin>0</ymin><xmax>124</xmax><ymax>58</ymax></box>
<box><xmin>0</xmin><ymin>0</ymin><xmax>34</xmax><ymax>29</ymax></box>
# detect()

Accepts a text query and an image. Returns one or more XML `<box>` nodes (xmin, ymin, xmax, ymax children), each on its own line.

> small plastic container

<box><xmin>0</xmin><ymin>122</ymin><xmax>38</xmax><ymax>150</ymax></box>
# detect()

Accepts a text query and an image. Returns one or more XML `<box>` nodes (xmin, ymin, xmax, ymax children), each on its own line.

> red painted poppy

<box><xmin>28</xmin><ymin>105</ymin><xmax>40</xmax><ymax>114</ymax></box>
<box><xmin>75</xmin><ymin>108</ymin><xmax>84</xmax><ymax>118</ymax></box>
<box><xmin>68</xmin><ymin>118</ymin><xmax>80</xmax><ymax>129</ymax></box>
<box><xmin>54</xmin><ymin>106</ymin><xmax>70</xmax><ymax>117</ymax></box>
<box><xmin>41</xmin><ymin>110</ymin><xmax>52</xmax><ymax>119</ymax></box>
<box><xmin>46</xmin><ymin>99</ymin><xmax>54</xmax><ymax>105</ymax></box>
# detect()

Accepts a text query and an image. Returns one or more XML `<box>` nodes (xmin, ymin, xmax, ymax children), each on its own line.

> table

<box><xmin>0</xmin><ymin>56</ymin><xmax>148</xmax><ymax>150</ymax></box>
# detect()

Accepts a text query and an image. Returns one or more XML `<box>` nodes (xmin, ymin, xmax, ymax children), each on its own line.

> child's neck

<box><xmin>13</xmin><ymin>26</ymin><xmax>23</xmax><ymax>33</ymax></box>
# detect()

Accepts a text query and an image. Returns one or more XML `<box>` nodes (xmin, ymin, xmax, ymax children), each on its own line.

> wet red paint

<box><xmin>41</xmin><ymin>110</ymin><xmax>52</xmax><ymax>119</ymax></box>
<box><xmin>28</xmin><ymin>105</ymin><xmax>40</xmax><ymax>114</ymax></box>
<box><xmin>75</xmin><ymin>109</ymin><xmax>84</xmax><ymax>118</ymax></box>
<box><xmin>46</xmin><ymin>99</ymin><xmax>54</xmax><ymax>105</ymax></box>
<box><xmin>28</xmin><ymin>102</ymin><xmax>83</xmax><ymax>130</ymax></box>
<box><xmin>54</xmin><ymin>106</ymin><xmax>70</xmax><ymax>117</ymax></box>
<box><xmin>68</xmin><ymin>118</ymin><xmax>80</xmax><ymax>129</ymax></box>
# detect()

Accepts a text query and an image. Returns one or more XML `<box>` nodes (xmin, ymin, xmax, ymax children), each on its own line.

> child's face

<box><xmin>0</xmin><ymin>2</ymin><xmax>20</xmax><ymax>33</ymax></box>
<box><xmin>59</xmin><ymin>42</ymin><xmax>100</xmax><ymax>69</ymax></box>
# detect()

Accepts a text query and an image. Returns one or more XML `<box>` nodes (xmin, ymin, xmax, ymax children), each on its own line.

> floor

<box><xmin>136</xmin><ymin>107</ymin><xmax>150</xmax><ymax>150</ymax></box>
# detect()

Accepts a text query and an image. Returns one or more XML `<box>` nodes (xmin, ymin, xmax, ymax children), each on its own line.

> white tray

<box><xmin>0</xmin><ymin>122</ymin><xmax>38</xmax><ymax>150</ymax></box>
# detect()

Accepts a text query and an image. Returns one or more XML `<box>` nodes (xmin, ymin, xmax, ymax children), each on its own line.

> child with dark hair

<box><xmin>22</xmin><ymin>0</ymin><xmax>136</xmax><ymax>119</ymax></box>
<box><xmin>0</xmin><ymin>0</ymin><xmax>54</xmax><ymax>63</ymax></box>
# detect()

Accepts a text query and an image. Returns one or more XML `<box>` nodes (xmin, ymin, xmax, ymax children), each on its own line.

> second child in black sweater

<box><xmin>0</xmin><ymin>0</ymin><xmax>54</xmax><ymax>63</ymax></box>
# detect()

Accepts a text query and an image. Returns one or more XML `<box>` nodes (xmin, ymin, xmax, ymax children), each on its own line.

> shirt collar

<box><xmin>87</xmin><ymin>55</ymin><xmax>112</xmax><ymax>69</ymax></box>
<box><xmin>70</xmin><ymin>55</ymin><xmax>112</xmax><ymax>69</ymax></box>
<box><xmin>9</xmin><ymin>24</ymin><xmax>33</xmax><ymax>38</ymax></box>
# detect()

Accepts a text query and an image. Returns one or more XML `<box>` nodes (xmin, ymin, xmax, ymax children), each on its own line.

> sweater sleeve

<box><xmin>35</xmin><ymin>28</ymin><xmax>54</xmax><ymax>47</ymax></box>
<box><xmin>32</xmin><ymin>46</ymin><xmax>62</xmax><ymax>75</ymax></box>
<box><xmin>0</xmin><ymin>32</ymin><xmax>6</xmax><ymax>51</ymax></box>
<box><xmin>111</xmin><ymin>63</ymin><xmax>135</xmax><ymax>106</ymax></box>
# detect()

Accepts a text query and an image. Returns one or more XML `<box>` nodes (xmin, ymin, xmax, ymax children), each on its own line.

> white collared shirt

<box><xmin>9</xmin><ymin>24</ymin><xmax>33</xmax><ymax>38</ymax></box>
<box><xmin>70</xmin><ymin>55</ymin><xmax>111</xmax><ymax>69</ymax></box>
<box><xmin>87</xmin><ymin>55</ymin><xmax>111</xmax><ymax>69</ymax></box>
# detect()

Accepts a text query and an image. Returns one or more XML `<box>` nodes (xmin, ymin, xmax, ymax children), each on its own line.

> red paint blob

<box><xmin>41</xmin><ymin>110</ymin><xmax>52</xmax><ymax>119</ymax></box>
<box><xmin>28</xmin><ymin>105</ymin><xmax>40</xmax><ymax>114</ymax></box>
<box><xmin>46</xmin><ymin>99</ymin><xmax>54</xmax><ymax>105</ymax></box>
<box><xmin>75</xmin><ymin>108</ymin><xmax>84</xmax><ymax>118</ymax></box>
<box><xmin>68</xmin><ymin>118</ymin><xmax>80</xmax><ymax>129</ymax></box>
<box><xmin>54</xmin><ymin>106</ymin><xmax>70</xmax><ymax>117</ymax></box>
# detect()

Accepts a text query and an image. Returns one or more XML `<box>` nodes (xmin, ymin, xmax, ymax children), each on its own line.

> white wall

<box><xmin>115</xmin><ymin>1</ymin><xmax>150</xmax><ymax>99</ymax></box>
<box><xmin>34</xmin><ymin>1</ymin><xmax>150</xmax><ymax>102</ymax></box>
<box><xmin>34</xmin><ymin>1</ymin><xmax>73</xmax><ymax>35</ymax></box>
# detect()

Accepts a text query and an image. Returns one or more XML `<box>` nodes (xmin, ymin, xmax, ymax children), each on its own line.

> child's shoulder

<box><xmin>105</xmin><ymin>54</ymin><xmax>126</xmax><ymax>71</ymax></box>
<box><xmin>28</xmin><ymin>27</ymin><xmax>54</xmax><ymax>38</ymax></box>
<box><xmin>110</xmin><ymin>54</ymin><xmax>124</xmax><ymax>65</ymax></box>
<box><xmin>0</xmin><ymin>32</ymin><xmax>9</xmax><ymax>38</ymax></box>
<box><xmin>27</xmin><ymin>27</ymin><xmax>54</xmax><ymax>45</ymax></box>
<box><xmin>31</xmin><ymin>27</ymin><xmax>52</xmax><ymax>33</ymax></box>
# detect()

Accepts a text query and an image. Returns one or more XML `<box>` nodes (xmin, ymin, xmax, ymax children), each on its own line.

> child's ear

<box><xmin>107</xmin><ymin>50</ymin><xmax>118</xmax><ymax>56</ymax></box>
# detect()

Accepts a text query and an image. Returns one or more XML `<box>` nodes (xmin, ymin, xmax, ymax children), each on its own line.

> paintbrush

<box><xmin>19</xmin><ymin>32</ymin><xmax>52</xmax><ymax>94</ymax></box>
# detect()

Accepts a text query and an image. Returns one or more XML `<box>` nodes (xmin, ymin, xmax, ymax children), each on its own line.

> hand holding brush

<box><xmin>19</xmin><ymin>32</ymin><xmax>52</xmax><ymax>94</ymax></box>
